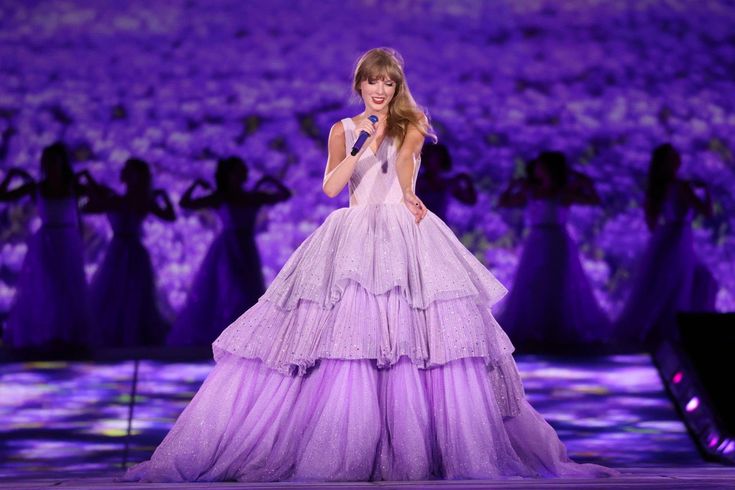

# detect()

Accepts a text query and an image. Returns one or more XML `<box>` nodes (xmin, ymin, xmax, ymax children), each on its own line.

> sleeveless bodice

<box><xmin>109</xmin><ymin>209</ymin><xmax>145</xmax><ymax>237</ymax></box>
<box><xmin>660</xmin><ymin>183</ymin><xmax>693</xmax><ymax>225</ymax></box>
<box><xmin>527</xmin><ymin>198</ymin><xmax>569</xmax><ymax>226</ymax></box>
<box><xmin>218</xmin><ymin>203</ymin><xmax>258</xmax><ymax>231</ymax></box>
<box><xmin>341</xmin><ymin>118</ymin><xmax>419</xmax><ymax>207</ymax></box>
<box><xmin>38</xmin><ymin>194</ymin><xmax>79</xmax><ymax>228</ymax></box>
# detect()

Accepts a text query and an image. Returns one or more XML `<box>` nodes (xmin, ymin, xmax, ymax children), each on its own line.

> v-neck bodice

<box><xmin>341</xmin><ymin>117</ymin><xmax>420</xmax><ymax>207</ymax></box>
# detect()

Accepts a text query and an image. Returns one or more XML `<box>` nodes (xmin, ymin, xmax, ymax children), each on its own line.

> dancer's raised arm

<box><xmin>180</xmin><ymin>178</ymin><xmax>217</xmax><ymax>210</ymax></box>
<box><xmin>0</xmin><ymin>168</ymin><xmax>36</xmax><ymax>201</ymax></box>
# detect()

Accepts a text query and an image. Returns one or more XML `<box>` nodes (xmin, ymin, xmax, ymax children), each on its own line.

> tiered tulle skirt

<box><xmin>124</xmin><ymin>204</ymin><xmax>616</xmax><ymax>482</ymax></box>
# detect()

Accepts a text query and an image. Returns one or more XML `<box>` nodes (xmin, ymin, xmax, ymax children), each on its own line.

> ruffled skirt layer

<box><xmin>124</xmin><ymin>354</ymin><xmax>613</xmax><ymax>482</ymax></box>
<box><xmin>125</xmin><ymin>204</ymin><xmax>616</xmax><ymax>481</ymax></box>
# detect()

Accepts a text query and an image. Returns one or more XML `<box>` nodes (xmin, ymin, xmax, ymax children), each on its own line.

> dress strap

<box><xmin>340</xmin><ymin>118</ymin><xmax>356</xmax><ymax>153</ymax></box>
<box><xmin>340</xmin><ymin>117</ymin><xmax>354</xmax><ymax>130</ymax></box>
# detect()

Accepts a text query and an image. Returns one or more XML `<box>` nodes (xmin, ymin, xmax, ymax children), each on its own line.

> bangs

<box><xmin>364</xmin><ymin>63</ymin><xmax>402</xmax><ymax>83</ymax></box>
<box><xmin>355</xmin><ymin>52</ymin><xmax>404</xmax><ymax>85</ymax></box>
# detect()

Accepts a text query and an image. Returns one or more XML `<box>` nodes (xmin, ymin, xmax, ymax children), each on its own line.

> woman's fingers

<box><xmin>411</xmin><ymin>196</ymin><xmax>428</xmax><ymax>223</ymax></box>
<box><xmin>356</xmin><ymin>118</ymin><xmax>377</xmax><ymax>137</ymax></box>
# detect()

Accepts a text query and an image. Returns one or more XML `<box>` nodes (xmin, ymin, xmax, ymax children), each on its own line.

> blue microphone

<box><xmin>350</xmin><ymin>115</ymin><xmax>379</xmax><ymax>156</ymax></box>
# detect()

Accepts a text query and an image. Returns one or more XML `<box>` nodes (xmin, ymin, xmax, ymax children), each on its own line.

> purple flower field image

<box><xmin>1</xmin><ymin>0</ymin><xmax>733</xmax><ymax>317</ymax></box>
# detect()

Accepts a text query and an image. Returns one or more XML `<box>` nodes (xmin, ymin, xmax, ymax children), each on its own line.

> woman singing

<box><xmin>124</xmin><ymin>47</ymin><xmax>616</xmax><ymax>482</ymax></box>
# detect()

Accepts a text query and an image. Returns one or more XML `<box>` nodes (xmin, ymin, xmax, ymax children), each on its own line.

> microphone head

<box><xmin>368</xmin><ymin>115</ymin><xmax>379</xmax><ymax>124</ymax></box>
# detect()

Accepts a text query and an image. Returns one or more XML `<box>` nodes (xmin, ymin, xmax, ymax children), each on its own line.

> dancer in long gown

<box><xmin>416</xmin><ymin>142</ymin><xmax>477</xmax><ymax>222</ymax></box>
<box><xmin>81</xmin><ymin>158</ymin><xmax>175</xmax><ymax>347</ymax></box>
<box><xmin>615</xmin><ymin>143</ymin><xmax>718</xmax><ymax>347</ymax></box>
<box><xmin>124</xmin><ymin>48</ymin><xmax>616</xmax><ymax>482</ymax></box>
<box><xmin>0</xmin><ymin>143</ymin><xmax>90</xmax><ymax>349</ymax></box>
<box><xmin>497</xmin><ymin>152</ymin><xmax>610</xmax><ymax>347</ymax></box>
<box><xmin>167</xmin><ymin>157</ymin><xmax>292</xmax><ymax>346</ymax></box>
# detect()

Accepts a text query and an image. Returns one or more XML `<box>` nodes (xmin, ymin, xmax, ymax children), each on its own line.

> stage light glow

<box><xmin>708</xmin><ymin>433</ymin><xmax>720</xmax><ymax>448</ymax></box>
<box><xmin>685</xmin><ymin>397</ymin><xmax>700</xmax><ymax>412</ymax></box>
<box><xmin>672</xmin><ymin>371</ymin><xmax>684</xmax><ymax>384</ymax></box>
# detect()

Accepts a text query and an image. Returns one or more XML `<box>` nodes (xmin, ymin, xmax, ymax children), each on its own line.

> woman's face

<box><xmin>533</xmin><ymin>162</ymin><xmax>552</xmax><ymax>188</ymax></box>
<box><xmin>42</xmin><ymin>159</ymin><xmax>63</xmax><ymax>183</ymax></box>
<box><xmin>667</xmin><ymin>151</ymin><xmax>682</xmax><ymax>177</ymax></box>
<box><xmin>228</xmin><ymin>164</ymin><xmax>247</xmax><ymax>189</ymax></box>
<box><xmin>120</xmin><ymin>164</ymin><xmax>133</xmax><ymax>186</ymax></box>
<box><xmin>121</xmin><ymin>164</ymin><xmax>146</xmax><ymax>191</ymax></box>
<box><xmin>359</xmin><ymin>76</ymin><xmax>396</xmax><ymax>115</ymax></box>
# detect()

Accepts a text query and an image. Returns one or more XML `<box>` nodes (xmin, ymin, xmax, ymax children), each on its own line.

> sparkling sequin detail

<box><xmin>212</xmin><ymin>117</ymin><xmax>514</xmax><ymax>410</ymax></box>
<box><xmin>124</xmin><ymin>117</ymin><xmax>619</xmax><ymax>483</ymax></box>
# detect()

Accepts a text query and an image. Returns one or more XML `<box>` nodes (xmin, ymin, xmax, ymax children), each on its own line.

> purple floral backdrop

<box><xmin>1</xmin><ymin>0</ymin><xmax>733</xmax><ymax>319</ymax></box>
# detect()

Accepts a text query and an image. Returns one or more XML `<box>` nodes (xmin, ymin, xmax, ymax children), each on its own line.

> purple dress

<box><xmin>497</xmin><ymin>198</ymin><xmax>610</xmax><ymax>345</ymax></box>
<box><xmin>615</xmin><ymin>182</ymin><xmax>718</xmax><ymax>345</ymax></box>
<box><xmin>89</xmin><ymin>209</ymin><xmax>169</xmax><ymax>347</ymax></box>
<box><xmin>167</xmin><ymin>204</ymin><xmax>265</xmax><ymax>346</ymax></box>
<box><xmin>124</xmin><ymin>118</ymin><xmax>616</xmax><ymax>482</ymax></box>
<box><xmin>5</xmin><ymin>192</ymin><xmax>90</xmax><ymax>348</ymax></box>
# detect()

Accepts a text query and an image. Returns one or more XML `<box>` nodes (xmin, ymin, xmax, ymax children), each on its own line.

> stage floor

<box><xmin>4</xmin><ymin>467</ymin><xmax>735</xmax><ymax>490</ymax></box>
<box><xmin>1</xmin><ymin>354</ymin><xmax>727</xmax><ymax>487</ymax></box>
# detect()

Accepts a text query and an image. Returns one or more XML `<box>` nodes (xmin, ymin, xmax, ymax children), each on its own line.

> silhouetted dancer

<box><xmin>497</xmin><ymin>151</ymin><xmax>609</xmax><ymax>349</ymax></box>
<box><xmin>167</xmin><ymin>156</ymin><xmax>291</xmax><ymax>346</ymax></box>
<box><xmin>80</xmin><ymin>158</ymin><xmax>175</xmax><ymax>347</ymax></box>
<box><xmin>615</xmin><ymin>143</ymin><xmax>717</xmax><ymax>348</ymax></box>
<box><xmin>0</xmin><ymin>142</ymin><xmax>90</xmax><ymax>351</ymax></box>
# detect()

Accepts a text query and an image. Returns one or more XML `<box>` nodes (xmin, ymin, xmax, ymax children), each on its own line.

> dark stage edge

<box><xmin>3</xmin><ymin>467</ymin><xmax>735</xmax><ymax>490</ymax></box>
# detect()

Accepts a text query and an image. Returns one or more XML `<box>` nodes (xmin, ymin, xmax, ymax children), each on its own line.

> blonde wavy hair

<box><xmin>352</xmin><ymin>47</ymin><xmax>437</xmax><ymax>147</ymax></box>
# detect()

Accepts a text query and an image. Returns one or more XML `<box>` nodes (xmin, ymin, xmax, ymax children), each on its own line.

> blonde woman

<box><xmin>125</xmin><ymin>48</ymin><xmax>616</xmax><ymax>483</ymax></box>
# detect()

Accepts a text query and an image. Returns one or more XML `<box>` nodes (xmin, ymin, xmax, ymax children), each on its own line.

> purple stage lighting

<box><xmin>685</xmin><ymin>396</ymin><xmax>700</xmax><ymax>413</ymax></box>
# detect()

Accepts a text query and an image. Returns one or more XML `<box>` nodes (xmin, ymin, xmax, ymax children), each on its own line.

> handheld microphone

<box><xmin>350</xmin><ymin>115</ymin><xmax>379</xmax><ymax>156</ymax></box>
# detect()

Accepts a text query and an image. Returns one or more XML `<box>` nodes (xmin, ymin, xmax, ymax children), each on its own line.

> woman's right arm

<box><xmin>565</xmin><ymin>171</ymin><xmax>601</xmax><ymax>206</ymax></box>
<box><xmin>81</xmin><ymin>183</ymin><xmax>118</xmax><ymax>214</ymax></box>
<box><xmin>322</xmin><ymin>119</ymin><xmax>374</xmax><ymax>198</ymax></box>
<box><xmin>450</xmin><ymin>173</ymin><xmax>478</xmax><ymax>205</ymax></box>
<box><xmin>684</xmin><ymin>180</ymin><xmax>713</xmax><ymax>218</ymax></box>
<box><xmin>498</xmin><ymin>178</ymin><xmax>529</xmax><ymax>208</ymax></box>
<box><xmin>0</xmin><ymin>168</ymin><xmax>36</xmax><ymax>201</ymax></box>
<box><xmin>180</xmin><ymin>179</ymin><xmax>217</xmax><ymax>210</ymax></box>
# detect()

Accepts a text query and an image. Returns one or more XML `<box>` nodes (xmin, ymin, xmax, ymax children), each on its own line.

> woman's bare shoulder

<box><xmin>330</xmin><ymin>120</ymin><xmax>347</xmax><ymax>136</ymax></box>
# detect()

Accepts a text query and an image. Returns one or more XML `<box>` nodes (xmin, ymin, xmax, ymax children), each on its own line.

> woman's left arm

<box><xmin>685</xmin><ymin>180</ymin><xmax>713</xmax><ymax>218</ymax></box>
<box><xmin>565</xmin><ymin>171</ymin><xmax>601</xmax><ymax>206</ymax></box>
<box><xmin>150</xmin><ymin>189</ymin><xmax>177</xmax><ymax>222</ymax></box>
<box><xmin>396</xmin><ymin>123</ymin><xmax>428</xmax><ymax>223</ymax></box>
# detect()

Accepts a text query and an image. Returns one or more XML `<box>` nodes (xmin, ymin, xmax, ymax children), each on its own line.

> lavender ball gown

<box><xmin>5</xmin><ymin>192</ymin><xmax>90</xmax><ymax>348</ymax></box>
<box><xmin>615</xmin><ymin>182</ymin><xmax>718</xmax><ymax>345</ymax></box>
<box><xmin>497</xmin><ymin>198</ymin><xmax>610</xmax><ymax>346</ymax></box>
<box><xmin>89</xmin><ymin>209</ymin><xmax>169</xmax><ymax>347</ymax></box>
<box><xmin>124</xmin><ymin>119</ymin><xmax>615</xmax><ymax>482</ymax></box>
<box><xmin>167</xmin><ymin>204</ymin><xmax>265</xmax><ymax>346</ymax></box>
